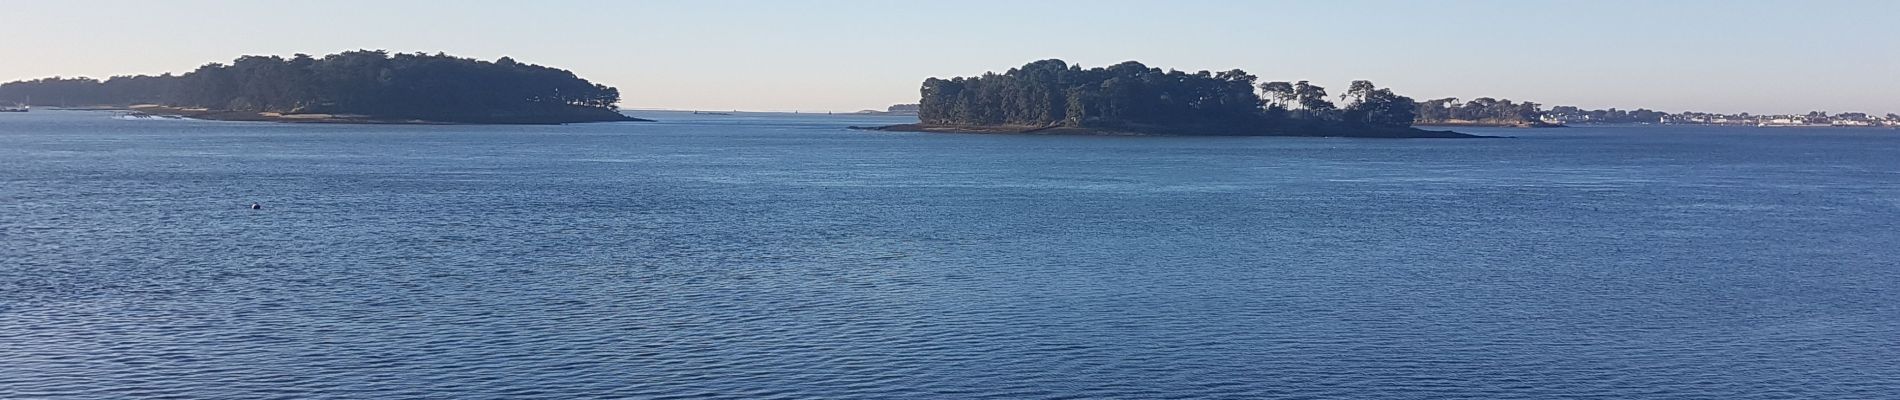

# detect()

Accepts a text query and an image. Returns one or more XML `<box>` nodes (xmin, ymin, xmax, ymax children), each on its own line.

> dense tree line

<box><xmin>917</xmin><ymin>59</ymin><xmax>1417</xmax><ymax>133</ymax></box>
<box><xmin>0</xmin><ymin>51</ymin><xmax>622</xmax><ymax>121</ymax></box>
<box><xmin>1545</xmin><ymin>106</ymin><xmax>1666</xmax><ymax>123</ymax></box>
<box><xmin>1415</xmin><ymin>97</ymin><xmax>1544</xmax><ymax>123</ymax></box>
<box><xmin>1415</xmin><ymin>96</ymin><xmax>1675</xmax><ymax>125</ymax></box>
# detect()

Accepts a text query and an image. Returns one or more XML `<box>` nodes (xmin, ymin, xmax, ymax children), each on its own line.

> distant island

<box><xmin>0</xmin><ymin>50</ymin><xmax>644</xmax><ymax>124</ymax></box>
<box><xmin>853</xmin><ymin>104</ymin><xmax>919</xmax><ymax>116</ymax></box>
<box><xmin>861</xmin><ymin>59</ymin><xmax>1481</xmax><ymax>138</ymax></box>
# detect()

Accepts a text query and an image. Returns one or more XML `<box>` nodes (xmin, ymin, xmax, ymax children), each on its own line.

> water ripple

<box><xmin>3</xmin><ymin>113</ymin><xmax>1899</xmax><ymax>398</ymax></box>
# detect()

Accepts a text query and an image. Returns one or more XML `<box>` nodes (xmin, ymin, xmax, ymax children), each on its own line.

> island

<box><xmin>859</xmin><ymin>59</ymin><xmax>1482</xmax><ymax>138</ymax></box>
<box><xmin>0</xmin><ymin>50</ymin><xmax>646</xmax><ymax>124</ymax></box>
<box><xmin>851</xmin><ymin>104</ymin><xmax>920</xmax><ymax>116</ymax></box>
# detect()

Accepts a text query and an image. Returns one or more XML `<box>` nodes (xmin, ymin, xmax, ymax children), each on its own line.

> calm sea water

<box><xmin>3</xmin><ymin>110</ymin><xmax>1897</xmax><ymax>399</ymax></box>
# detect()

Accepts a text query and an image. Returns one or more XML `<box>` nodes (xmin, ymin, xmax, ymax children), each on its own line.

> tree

<box><xmin>1341</xmin><ymin>80</ymin><xmax>1376</xmax><ymax>106</ymax></box>
<box><xmin>1291</xmin><ymin>81</ymin><xmax>1335</xmax><ymax>120</ymax></box>
<box><xmin>1258</xmin><ymin>81</ymin><xmax>1294</xmax><ymax>109</ymax></box>
<box><xmin>1339</xmin><ymin>81</ymin><xmax>1414</xmax><ymax>127</ymax></box>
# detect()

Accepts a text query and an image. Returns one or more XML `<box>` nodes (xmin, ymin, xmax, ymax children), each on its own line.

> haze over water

<box><xmin>3</xmin><ymin>111</ymin><xmax>1898</xmax><ymax>398</ymax></box>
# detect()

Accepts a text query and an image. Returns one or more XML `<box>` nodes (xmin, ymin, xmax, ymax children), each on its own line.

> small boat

<box><xmin>2</xmin><ymin>96</ymin><xmax>29</xmax><ymax>112</ymax></box>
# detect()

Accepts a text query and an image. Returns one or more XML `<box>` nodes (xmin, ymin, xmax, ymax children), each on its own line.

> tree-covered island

<box><xmin>0</xmin><ymin>50</ymin><xmax>643</xmax><ymax>124</ymax></box>
<box><xmin>862</xmin><ymin>59</ymin><xmax>1481</xmax><ymax>138</ymax></box>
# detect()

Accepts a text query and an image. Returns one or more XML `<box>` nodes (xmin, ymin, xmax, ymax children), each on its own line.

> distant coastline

<box><xmin>856</xmin><ymin>123</ymin><xmax>1488</xmax><ymax>139</ymax></box>
<box><xmin>1417</xmin><ymin>97</ymin><xmax>1900</xmax><ymax>128</ymax></box>
<box><xmin>852</xmin><ymin>104</ymin><xmax>920</xmax><ymax>116</ymax></box>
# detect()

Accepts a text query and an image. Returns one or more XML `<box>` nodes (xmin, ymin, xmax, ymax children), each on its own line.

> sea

<box><xmin>2</xmin><ymin>110</ymin><xmax>1897</xmax><ymax>399</ymax></box>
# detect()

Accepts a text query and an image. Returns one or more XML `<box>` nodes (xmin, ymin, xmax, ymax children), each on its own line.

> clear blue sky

<box><xmin>3</xmin><ymin>0</ymin><xmax>1895</xmax><ymax>114</ymax></box>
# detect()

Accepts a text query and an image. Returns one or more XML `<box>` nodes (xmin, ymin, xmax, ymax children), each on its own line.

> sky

<box><xmin>2</xmin><ymin>0</ymin><xmax>1896</xmax><ymax>114</ymax></box>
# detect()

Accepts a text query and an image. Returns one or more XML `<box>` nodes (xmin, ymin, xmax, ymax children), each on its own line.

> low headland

<box><xmin>867</xmin><ymin>59</ymin><xmax>1489</xmax><ymax>138</ymax></box>
<box><xmin>0</xmin><ymin>51</ymin><xmax>647</xmax><ymax>125</ymax></box>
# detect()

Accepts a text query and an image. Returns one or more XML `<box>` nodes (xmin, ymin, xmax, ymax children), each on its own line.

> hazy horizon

<box><xmin>4</xmin><ymin>0</ymin><xmax>1896</xmax><ymax>115</ymax></box>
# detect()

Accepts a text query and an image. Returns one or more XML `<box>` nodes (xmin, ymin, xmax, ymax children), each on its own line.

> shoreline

<box><xmin>126</xmin><ymin>105</ymin><xmax>650</xmax><ymax>125</ymax></box>
<box><xmin>1414</xmin><ymin>119</ymin><xmax>1564</xmax><ymax>128</ymax></box>
<box><xmin>854</xmin><ymin>123</ymin><xmax>1493</xmax><ymax>139</ymax></box>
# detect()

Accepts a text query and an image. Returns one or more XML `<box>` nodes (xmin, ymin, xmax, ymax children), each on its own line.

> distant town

<box><xmin>1652</xmin><ymin>111</ymin><xmax>1898</xmax><ymax>127</ymax></box>
<box><xmin>1541</xmin><ymin>106</ymin><xmax>1900</xmax><ymax>127</ymax></box>
<box><xmin>1416</xmin><ymin>97</ymin><xmax>1900</xmax><ymax>128</ymax></box>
